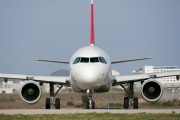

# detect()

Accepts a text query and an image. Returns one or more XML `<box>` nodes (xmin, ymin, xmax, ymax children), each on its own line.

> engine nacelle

<box><xmin>141</xmin><ymin>80</ymin><xmax>163</xmax><ymax>102</ymax></box>
<box><xmin>20</xmin><ymin>81</ymin><xmax>42</xmax><ymax>104</ymax></box>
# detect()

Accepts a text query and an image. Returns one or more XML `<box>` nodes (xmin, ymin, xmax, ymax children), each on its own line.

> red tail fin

<box><xmin>90</xmin><ymin>0</ymin><xmax>95</xmax><ymax>46</ymax></box>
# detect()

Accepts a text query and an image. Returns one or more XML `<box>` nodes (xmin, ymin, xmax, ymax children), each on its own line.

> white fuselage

<box><xmin>69</xmin><ymin>46</ymin><xmax>112</xmax><ymax>91</ymax></box>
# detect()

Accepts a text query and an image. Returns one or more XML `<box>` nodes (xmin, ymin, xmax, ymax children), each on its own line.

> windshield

<box><xmin>73</xmin><ymin>57</ymin><xmax>80</xmax><ymax>64</ymax></box>
<box><xmin>99</xmin><ymin>57</ymin><xmax>107</xmax><ymax>64</ymax></box>
<box><xmin>80</xmin><ymin>57</ymin><xmax>89</xmax><ymax>63</ymax></box>
<box><xmin>90</xmin><ymin>57</ymin><xmax>99</xmax><ymax>63</ymax></box>
<box><xmin>73</xmin><ymin>57</ymin><xmax>107</xmax><ymax>64</ymax></box>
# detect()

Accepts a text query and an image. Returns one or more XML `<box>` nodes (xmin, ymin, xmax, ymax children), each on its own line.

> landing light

<box><xmin>87</xmin><ymin>89</ymin><xmax>90</xmax><ymax>93</ymax></box>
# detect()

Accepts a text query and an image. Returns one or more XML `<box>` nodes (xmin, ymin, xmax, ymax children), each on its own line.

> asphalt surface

<box><xmin>0</xmin><ymin>109</ymin><xmax>180</xmax><ymax>114</ymax></box>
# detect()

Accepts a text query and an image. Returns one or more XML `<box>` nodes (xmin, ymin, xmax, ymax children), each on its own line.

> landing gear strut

<box><xmin>86</xmin><ymin>89</ymin><xmax>95</xmax><ymax>109</ymax></box>
<box><xmin>45</xmin><ymin>82</ymin><xmax>63</xmax><ymax>109</ymax></box>
<box><xmin>120</xmin><ymin>82</ymin><xmax>138</xmax><ymax>109</ymax></box>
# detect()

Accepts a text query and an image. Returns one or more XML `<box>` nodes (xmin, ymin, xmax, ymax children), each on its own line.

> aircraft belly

<box><xmin>71</xmin><ymin>74</ymin><xmax>110</xmax><ymax>91</ymax></box>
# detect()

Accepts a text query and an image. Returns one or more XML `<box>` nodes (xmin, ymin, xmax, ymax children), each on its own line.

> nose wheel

<box><xmin>86</xmin><ymin>89</ymin><xmax>95</xmax><ymax>109</ymax></box>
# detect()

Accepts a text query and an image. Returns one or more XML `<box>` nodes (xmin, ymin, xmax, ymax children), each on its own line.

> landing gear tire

<box><xmin>46</xmin><ymin>98</ymin><xmax>51</xmax><ymax>109</ymax></box>
<box><xmin>124</xmin><ymin>97</ymin><xmax>129</xmax><ymax>109</ymax></box>
<box><xmin>55</xmin><ymin>98</ymin><xmax>60</xmax><ymax>109</ymax></box>
<box><xmin>46</xmin><ymin>83</ymin><xmax>63</xmax><ymax>109</ymax></box>
<box><xmin>92</xmin><ymin>101</ymin><xmax>95</xmax><ymax>109</ymax></box>
<box><xmin>121</xmin><ymin>82</ymin><xmax>139</xmax><ymax>109</ymax></box>
<box><xmin>133</xmin><ymin>97</ymin><xmax>138</xmax><ymax>109</ymax></box>
<box><xmin>86</xmin><ymin>100</ymin><xmax>89</xmax><ymax>109</ymax></box>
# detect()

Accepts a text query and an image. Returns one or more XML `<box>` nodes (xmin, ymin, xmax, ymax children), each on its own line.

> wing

<box><xmin>0</xmin><ymin>73</ymin><xmax>70</xmax><ymax>85</ymax></box>
<box><xmin>34</xmin><ymin>59</ymin><xmax>69</xmax><ymax>64</ymax></box>
<box><xmin>112</xmin><ymin>71</ymin><xmax>180</xmax><ymax>85</ymax></box>
<box><xmin>111</xmin><ymin>57</ymin><xmax>152</xmax><ymax>64</ymax></box>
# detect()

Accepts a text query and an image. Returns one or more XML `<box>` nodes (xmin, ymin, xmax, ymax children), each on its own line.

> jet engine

<box><xmin>20</xmin><ymin>81</ymin><xmax>42</xmax><ymax>104</ymax></box>
<box><xmin>141</xmin><ymin>80</ymin><xmax>163</xmax><ymax>102</ymax></box>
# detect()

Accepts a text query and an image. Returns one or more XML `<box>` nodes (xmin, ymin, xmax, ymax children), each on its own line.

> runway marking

<box><xmin>0</xmin><ymin>109</ymin><xmax>180</xmax><ymax>114</ymax></box>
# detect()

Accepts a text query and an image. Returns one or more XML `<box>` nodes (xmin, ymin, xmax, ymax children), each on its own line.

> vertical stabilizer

<box><xmin>90</xmin><ymin>0</ymin><xmax>95</xmax><ymax>46</ymax></box>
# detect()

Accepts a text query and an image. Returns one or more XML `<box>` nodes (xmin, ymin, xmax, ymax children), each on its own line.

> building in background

<box><xmin>0</xmin><ymin>80</ymin><xmax>26</xmax><ymax>93</ymax></box>
<box><xmin>133</xmin><ymin>66</ymin><xmax>180</xmax><ymax>83</ymax></box>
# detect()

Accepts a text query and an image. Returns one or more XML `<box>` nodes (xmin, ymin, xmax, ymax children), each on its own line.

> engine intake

<box><xmin>141</xmin><ymin>80</ymin><xmax>163</xmax><ymax>102</ymax></box>
<box><xmin>20</xmin><ymin>81</ymin><xmax>42</xmax><ymax>104</ymax></box>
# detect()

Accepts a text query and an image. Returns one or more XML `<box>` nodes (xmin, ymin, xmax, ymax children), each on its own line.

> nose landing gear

<box><xmin>86</xmin><ymin>89</ymin><xmax>95</xmax><ymax>109</ymax></box>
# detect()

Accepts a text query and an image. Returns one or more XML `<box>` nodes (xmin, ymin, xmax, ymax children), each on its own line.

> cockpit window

<box><xmin>73</xmin><ymin>57</ymin><xmax>80</xmax><ymax>64</ymax></box>
<box><xmin>73</xmin><ymin>57</ymin><xmax>107</xmax><ymax>64</ymax></box>
<box><xmin>80</xmin><ymin>57</ymin><xmax>89</xmax><ymax>63</ymax></box>
<box><xmin>90</xmin><ymin>57</ymin><xmax>99</xmax><ymax>63</ymax></box>
<box><xmin>99</xmin><ymin>57</ymin><xmax>107</xmax><ymax>64</ymax></box>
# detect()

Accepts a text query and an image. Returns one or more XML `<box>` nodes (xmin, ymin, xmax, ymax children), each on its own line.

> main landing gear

<box><xmin>120</xmin><ymin>82</ymin><xmax>138</xmax><ymax>109</ymax></box>
<box><xmin>46</xmin><ymin>83</ymin><xmax>63</xmax><ymax>109</ymax></box>
<box><xmin>86</xmin><ymin>89</ymin><xmax>95</xmax><ymax>109</ymax></box>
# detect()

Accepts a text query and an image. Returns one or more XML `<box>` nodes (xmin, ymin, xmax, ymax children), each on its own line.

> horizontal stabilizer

<box><xmin>111</xmin><ymin>57</ymin><xmax>152</xmax><ymax>64</ymax></box>
<box><xmin>34</xmin><ymin>59</ymin><xmax>69</xmax><ymax>64</ymax></box>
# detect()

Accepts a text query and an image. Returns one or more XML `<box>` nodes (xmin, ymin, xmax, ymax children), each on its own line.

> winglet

<box><xmin>90</xmin><ymin>0</ymin><xmax>95</xmax><ymax>46</ymax></box>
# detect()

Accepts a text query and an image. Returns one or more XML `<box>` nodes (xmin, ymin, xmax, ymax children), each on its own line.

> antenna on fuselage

<box><xmin>90</xmin><ymin>0</ymin><xmax>95</xmax><ymax>46</ymax></box>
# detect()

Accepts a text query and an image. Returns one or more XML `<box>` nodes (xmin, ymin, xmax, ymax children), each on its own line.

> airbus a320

<box><xmin>1</xmin><ymin>0</ymin><xmax>180</xmax><ymax>109</ymax></box>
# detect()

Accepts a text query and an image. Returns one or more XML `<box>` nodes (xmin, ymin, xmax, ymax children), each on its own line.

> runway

<box><xmin>0</xmin><ymin>109</ymin><xmax>180</xmax><ymax>114</ymax></box>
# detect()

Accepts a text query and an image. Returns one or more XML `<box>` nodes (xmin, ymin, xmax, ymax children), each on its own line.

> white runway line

<box><xmin>0</xmin><ymin>109</ymin><xmax>180</xmax><ymax>115</ymax></box>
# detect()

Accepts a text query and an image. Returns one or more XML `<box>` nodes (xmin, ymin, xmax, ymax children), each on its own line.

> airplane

<box><xmin>1</xmin><ymin>0</ymin><xmax>180</xmax><ymax>109</ymax></box>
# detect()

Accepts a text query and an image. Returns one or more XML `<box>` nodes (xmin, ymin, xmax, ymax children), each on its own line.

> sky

<box><xmin>0</xmin><ymin>0</ymin><xmax>180</xmax><ymax>76</ymax></box>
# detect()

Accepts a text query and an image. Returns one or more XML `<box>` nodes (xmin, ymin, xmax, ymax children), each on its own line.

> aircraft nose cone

<box><xmin>81</xmin><ymin>71</ymin><xmax>98</xmax><ymax>83</ymax></box>
<box><xmin>79</xmin><ymin>66</ymin><xmax>108</xmax><ymax>85</ymax></box>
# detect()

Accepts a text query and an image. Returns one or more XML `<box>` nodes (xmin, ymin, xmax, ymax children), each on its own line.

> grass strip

<box><xmin>0</xmin><ymin>113</ymin><xmax>180</xmax><ymax>120</ymax></box>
